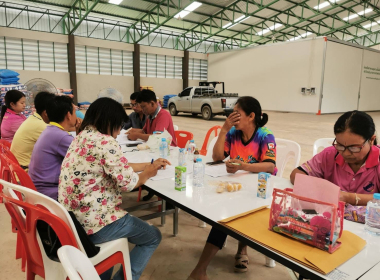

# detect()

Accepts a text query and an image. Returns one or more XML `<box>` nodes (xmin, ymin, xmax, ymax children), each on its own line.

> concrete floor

<box><xmin>1</xmin><ymin>110</ymin><xmax>380</xmax><ymax>280</ymax></box>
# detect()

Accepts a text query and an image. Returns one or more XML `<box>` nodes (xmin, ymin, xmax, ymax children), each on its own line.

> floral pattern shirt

<box><xmin>58</xmin><ymin>127</ymin><xmax>139</xmax><ymax>235</ymax></box>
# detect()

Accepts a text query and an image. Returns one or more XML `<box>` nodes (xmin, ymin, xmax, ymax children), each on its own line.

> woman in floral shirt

<box><xmin>58</xmin><ymin>98</ymin><xmax>169</xmax><ymax>280</ymax></box>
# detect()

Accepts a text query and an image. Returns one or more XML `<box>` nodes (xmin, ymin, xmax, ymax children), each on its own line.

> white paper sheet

<box><xmin>125</xmin><ymin>151</ymin><xmax>154</xmax><ymax>164</ymax></box>
<box><xmin>117</xmin><ymin>129</ymin><xmax>144</xmax><ymax>145</ymax></box>
<box><xmin>150</xmin><ymin>165</ymin><xmax>175</xmax><ymax>181</ymax></box>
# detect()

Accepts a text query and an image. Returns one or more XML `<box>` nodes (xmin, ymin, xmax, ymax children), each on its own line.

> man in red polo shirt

<box><xmin>126</xmin><ymin>89</ymin><xmax>177</xmax><ymax>147</ymax></box>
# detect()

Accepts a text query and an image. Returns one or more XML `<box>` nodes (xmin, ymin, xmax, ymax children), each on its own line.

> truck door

<box><xmin>177</xmin><ymin>87</ymin><xmax>191</xmax><ymax>112</ymax></box>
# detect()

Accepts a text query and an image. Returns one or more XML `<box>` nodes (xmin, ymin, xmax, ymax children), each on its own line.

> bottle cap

<box><xmin>196</xmin><ymin>158</ymin><xmax>202</xmax><ymax>162</ymax></box>
<box><xmin>161</xmin><ymin>138</ymin><xmax>166</xmax><ymax>141</ymax></box>
<box><xmin>190</xmin><ymin>140</ymin><xmax>194</xmax><ymax>143</ymax></box>
<box><xmin>374</xmin><ymin>193</ymin><xmax>380</xmax><ymax>200</ymax></box>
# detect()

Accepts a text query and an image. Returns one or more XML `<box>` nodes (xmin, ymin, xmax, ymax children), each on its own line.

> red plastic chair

<box><xmin>0</xmin><ymin>139</ymin><xmax>11</xmax><ymax>149</ymax></box>
<box><xmin>0</xmin><ymin>143</ymin><xmax>19</xmax><ymax>201</ymax></box>
<box><xmin>7</xmin><ymin>157</ymin><xmax>38</xmax><ymax>271</ymax></box>
<box><xmin>0</xmin><ymin>192</ymin><xmax>78</xmax><ymax>280</ymax></box>
<box><xmin>199</xmin><ymin>126</ymin><xmax>221</xmax><ymax>156</ymax></box>
<box><xmin>174</xmin><ymin>130</ymin><xmax>194</xmax><ymax>149</ymax></box>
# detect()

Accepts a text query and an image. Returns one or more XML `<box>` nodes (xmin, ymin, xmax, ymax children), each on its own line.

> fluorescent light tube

<box><xmin>174</xmin><ymin>10</ymin><xmax>190</xmax><ymax>19</ymax></box>
<box><xmin>235</xmin><ymin>15</ymin><xmax>246</xmax><ymax>22</ymax></box>
<box><xmin>223</xmin><ymin>22</ymin><xmax>232</xmax><ymax>28</ymax></box>
<box><xmin>186</xmin><ymin>2</ymin><xmax>202</xmax><ymax>12</ymax></box>
<box><xmin>256</xmin><ymin>23</ymin><xmax>283</xmax><ymax>36</ymax></box>
<box><xmin>343</xmin><ymin>8</ymin><xmax>373</xmax><ymax>21</ymax></box>
<box><xmin>109</xmin><ymin>0</ymin><xmax>123</xmax><ymax>4</ymax></box>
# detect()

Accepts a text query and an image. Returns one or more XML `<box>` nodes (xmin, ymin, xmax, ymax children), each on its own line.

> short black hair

<box><xmin>334</xmin><ymin>111</ymin><xmax>377</xmax><ymax>145</ymax></box>
<box><xmin>136</xmin><ymin>89</ymin><xmax>157</xmax><ymax>103</ymax></box>
<box><xmin>130</xmin><ymin>92</ymin><xmax>140</xmax><ymax>101</ymax></box>
<box><xmin>46</xmin><ymin>96</ymin><xmax>74</xmax><ymax>123</ymax></box>
<box><xmin>34</xmin><ymin>92</ymin><xmax>55</xmax><ymax>115</ymax></box>
<box><xmin>79</xmin><ymin>97</ymin><xmax>128</xmax><ymax>135</ymax></box>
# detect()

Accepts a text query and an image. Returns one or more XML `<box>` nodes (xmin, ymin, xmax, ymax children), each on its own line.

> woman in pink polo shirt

<box><xmin>291</xmin><ymin>111</ymin><xmax>379</xmax><ymax>207</ymax></box>
<box><xmin>0</xmin><ymin>90</ymin><xmax>26</xmax><ymax>143</ymax></box>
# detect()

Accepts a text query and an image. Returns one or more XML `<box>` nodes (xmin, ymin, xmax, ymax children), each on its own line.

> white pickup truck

<box><xmin>168</xmin><ymin>82</ymin><xmax>238</xmax><ymax>120</ymax></box>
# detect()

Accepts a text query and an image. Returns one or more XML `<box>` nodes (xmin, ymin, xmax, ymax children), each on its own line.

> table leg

<box><xmin>173</xmin><ymin>206</ymin><xmax>179</xmax><ymax>236</ymax></box>
<box><xmin>161</xmin><ymin>199</ymin><xmax>166</xmax><ymax>226</ymax></box>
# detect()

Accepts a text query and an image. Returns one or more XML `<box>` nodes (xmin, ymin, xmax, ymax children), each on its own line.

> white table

<box><xmin>120</xmin><ymin>147</ymin><xmax>380</xmax><ymax>280</ymax></box>
<box><xmin>141</xmin><ymin>155</ymin><xmax>380</xmax><ymax>280</ymax></box>
<box><xmin>359</xmin><ymin>261</ymin><xmax>380</xmax><ymax>279</ymax></box>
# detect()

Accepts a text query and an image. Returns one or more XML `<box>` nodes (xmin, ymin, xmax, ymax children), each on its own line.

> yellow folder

<box><xmin>219</xmin><ymin>208</ymin><xmax>366</xmax><ymax>274</ymax></box>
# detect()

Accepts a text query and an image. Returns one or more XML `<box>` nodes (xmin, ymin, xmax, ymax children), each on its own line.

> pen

<box><xmin>151</xmin><ymin>159</ymin><xmax>154</xmax><ymax>164</ymax></box>
<box><xmin>230</xmin><ymin>162</ymin><xmax>241</xmax><ymax>166</ymax></box>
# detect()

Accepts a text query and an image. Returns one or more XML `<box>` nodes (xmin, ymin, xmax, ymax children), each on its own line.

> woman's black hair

<box><xmin>235</xmin><ymin>96</ymin><xmax>268</xmax><ymax>127</ymax></box>
<box><xmin>334</xmin><ymin>110</ymin><xmax>377</xmax><ymax>145</ymax></box>
<box><xmin>1</xmin><ymin>90</ymin><xmax>25</xmax><ymax>120</ymax></box>
<box><xmin>79</xmin><ymin>97</ymin><xmax>128</xmax><ymax>135</ymax></box>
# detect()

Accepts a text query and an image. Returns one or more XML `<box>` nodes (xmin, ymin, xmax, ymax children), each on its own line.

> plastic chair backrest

<box><xmin>174</xmin><ymin>130</ymin><xmax>194</xmax><ymax>148</ymax></box>
<box><xmin>200</xmin><ymin>126</ymin><xmax>221</xmax><ymax>155</ymax></box>
<box><xmin>0</xmin><ymin>190</ymin><xmax>78</xmax><ymax>279</ymax></box>
<box><xmin>0</xmin><ymin>152</ymin><xmax>11</xmax><ymax>182</ymax></box>
<box><xmin>173</xmin><ymin>125</ymin><xmax>179</xmax><ymax>131</ymax></box>
<box><xmin>205</xmin><ymin>137</ymin><xmax>218</xmax><ymax>158</ymax></box>
<box><xmin>276</xmin><ymin>138</ymin><xmax>301</xmax><ymax>178</ymax></box>
<box><xmin>313</xmin><ymin>138</ymin><xmax>334</xmax><ymax>156</ymax></box>
<box><xmin>7</xmin><ymin>157</ymin><xmax>37</xmax><ymax>191</ymax></box>
<box><xmin>0</xmin><ymin>139</ymin><xmax>11</xmax><ymax>149</ymax></box>
<box><xmin>0</xmin><ymin>179</ymin><xmax>86</xmax><ymax>252</ymax></box>
<box><xmin>58</xmin><ymin>246</ymin><xmax>101</xmax><ymax>280</ymax></box>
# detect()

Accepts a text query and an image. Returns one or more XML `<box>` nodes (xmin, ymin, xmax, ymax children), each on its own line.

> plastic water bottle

<box><xmin>193</xmin><ymin>158</ymin><xmax>205</xmax><ymax>188</ymax></box>
<box><xmin>365</xmin><ymin>193</ymin><xmax>380</xmax><ymax>235</ymax></box>
<box><xmin>159</xmin><ymin>138</ymin><xmax>168</xmax><ymax>159</ymax></box>
<box><xmin>188</xmin><ymin>140</ymin><xmax>196</xmax><ymax>161</ymax></box>
<box><xmin>178</xmin><ymin>148</ymin><xmax>186</xmax><ymax>166</ymax></box>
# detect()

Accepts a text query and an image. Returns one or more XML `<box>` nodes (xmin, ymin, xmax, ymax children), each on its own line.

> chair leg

<box><xmin>136</xmin><ymin>186</ymin><xmax>142</xmax><ymax>202</ymax></box>
<box><xmin>16</xmin><ymin>232</ymin><xmax>22</xmax><ymax>259</ymax></box>
<box><xmin>0</xmin><ymin>184</ymin><xmax>3</xmax><ymax>203</ymax></box>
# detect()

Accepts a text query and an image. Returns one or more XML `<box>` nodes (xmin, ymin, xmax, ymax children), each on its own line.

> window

<box><xmin>75</xmin><ymin>45</ymin><xmax>133</xmax><ymax>76</ymax></box>
<box><xmin>0</xmin><ymin>36</ymin><xmax>68</xmax><ymax>72</ymax></box>
<box><xmin>189</xmin><ymin>58</ymin><xmax>208</xmax><ymax>80</ymax></box>
<box><xmin>140</xmin><ymin>53</ymin><xmax>182</xmax><ymax>79</ymax></box>
<box><xmin>194</xmin><ymin>87</ymin><xmax>215</xmax><ymax>95</ymax></box>
<box><xmin>180</xmin><ymin>88</ymin><xmax>191</xmax><ymax>97</ymax></box>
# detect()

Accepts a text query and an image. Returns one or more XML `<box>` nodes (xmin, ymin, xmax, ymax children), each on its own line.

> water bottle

<box><xmin>193</xmin><ymin>158</ymin><xmax>205</xmax><ymax>188</ymax></box>
<box><xmin>159</xmin><ymin>138</ymin><xmax>168</xmax><ymax>159</ymax></box>
<box><xmin>365</xmin><ymin>193</ymin><xmax>380</xmax><ymax>235</ymax></box>
<box><xmin>188</xmin><ymin>140</ymin><xmax>196</xmax><ymax>161</ymax></box>
<box><xmin>178</xmin><ymin>148</ymin><xmax>186</xmax><ymax>166</ymax></box>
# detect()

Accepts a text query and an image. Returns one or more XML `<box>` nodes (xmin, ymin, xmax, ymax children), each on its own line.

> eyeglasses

<box><xmin>332</xmin><ymin>139</ymin><xmax>368</xmax><ymax>153</ymax></box>
<box><xmin>130</xmin><ymin>103</ymin><xmax>139</xmax><ymax>108</ymax></box>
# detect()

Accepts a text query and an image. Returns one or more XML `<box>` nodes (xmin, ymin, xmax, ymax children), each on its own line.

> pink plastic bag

<box><xmin>269</xmin><ymin>188</ymin><xmax>345</xmax><ymax>253</ymax></box>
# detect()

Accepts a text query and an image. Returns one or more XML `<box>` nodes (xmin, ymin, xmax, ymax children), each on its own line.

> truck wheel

<box><xmin>192</xmin><ymin>113</ymin><xmax>198</xmax><ymax>117</ymax></box>
<box><xmin>169</xmin><ymin>104</ymin><xmax>178</xmax><ymax>116</ymax></box>
<box><xmin>201</xmin><ymin>105</ymin><xmax>213</xmax><ymax>120</ymax></box>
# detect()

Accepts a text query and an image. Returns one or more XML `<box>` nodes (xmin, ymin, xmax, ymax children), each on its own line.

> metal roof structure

<box><xmin>1</xmin><ymin>0</ymin><xmax>380</xmax><ymax>52</ymax></box>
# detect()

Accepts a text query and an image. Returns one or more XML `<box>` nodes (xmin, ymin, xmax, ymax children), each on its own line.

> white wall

<box><xmin>140</xmin><ymin>77</ymin><xmax>183</xmax><ymax>99</ymax></box>
<box><xmin>321</xmin><ymin>42</ymin><xmax>362</xmax><ymax>114</ymax></box>
<box><xmin>17</xmin><ymin>70</ymin><xmax>70</xmax><ymax>89</ymax></box>
<box><xmin>358</xmin><ymin>49</ymin><xmax>380</xmax><ymax>111</ymax></box>
<box><xmin>208</xmin><ymin>38</ymin><xmax>325</xmax><ymax>113</ymax></box>
<box><xmin>76</xmin><ymin>73</ymin><xmax>134</xmax><ymax>103</ymax></box>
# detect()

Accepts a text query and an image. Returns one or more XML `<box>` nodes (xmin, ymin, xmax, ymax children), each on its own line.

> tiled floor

<box><xmin>1</xmin><ymin>110</ymin><xmax>379</xmax><ymax>280</ymax></box>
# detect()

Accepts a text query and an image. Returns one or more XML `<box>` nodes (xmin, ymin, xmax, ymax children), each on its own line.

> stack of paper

<box><xmin>150</xmin><ymin>165</ymin><xmax>175</xmax><ymax>181</ymax></box>
<box><xmin>117</xmin><ymin>129</ymin><xmax>143</xmax><ymax>145</ymax></box>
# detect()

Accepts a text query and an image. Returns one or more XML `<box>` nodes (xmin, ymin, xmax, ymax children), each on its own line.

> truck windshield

<box><xmin>195</xmin><ymin>88</ymin><xmax>216</xmax><ymax>95</ymax></box>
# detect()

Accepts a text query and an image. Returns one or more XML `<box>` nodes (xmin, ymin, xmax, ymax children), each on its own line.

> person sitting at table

<box><xmin>29</xmin><ymin>96</ymin><xmax>79</xmax><ymax>200</ymax></box>
<box><xmin>189</xmin><ymin>96</ymin><xmax>277</xmax><ymax>280</ymax></box>
<box><xmin>124</xmin><ymin>92</ymin><xmax>147</xmax><ymax>130</ymax></box>
<box><xmin>126</xmin><ymin>89</ymin><xmax>177</xmax><ymax>146</ymax></box>
<box><xmin>0</xmin><ymin>90</ymin><xmax>26</xmax><ymax>143</ymax></box>
<box><xmin>11</xmin><ymin>92</ymin><xmax>55</xmax><ymax>170</ymax></box>
<box><xmin>290</xmin><ymin>110</ymin><xmax>380</xmax><ymax>206</ymax></box>
<box><xmin>58</xmin><ymin>97</ymin><xmax>169</xmax><ymax>280</ymax></box>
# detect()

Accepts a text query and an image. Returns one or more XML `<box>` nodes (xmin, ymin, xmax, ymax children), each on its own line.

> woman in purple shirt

<box><xmin>291</xmin><ymin>111</ymin><xmax>379</xmax><ymax>206</ymax></box>
<box><xmin>0</xmin><ymin>90</ymin><xmax>26</xmax><ymax>143</ymax></box>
